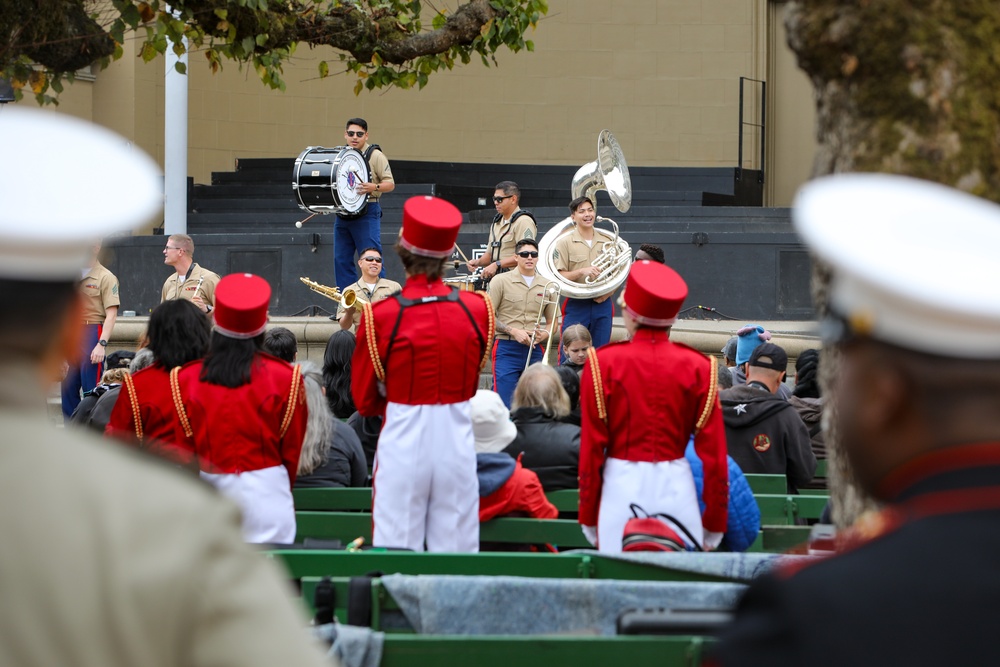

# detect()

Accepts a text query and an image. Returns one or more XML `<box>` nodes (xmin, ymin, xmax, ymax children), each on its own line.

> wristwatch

<box><xmin>98</xmin><ymin>339</ymin><xmax>108</xmax><ymax>347</ymax></box>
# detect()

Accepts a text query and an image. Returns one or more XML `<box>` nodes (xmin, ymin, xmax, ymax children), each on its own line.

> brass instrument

<box><xmin>535</xmin><ymin>130</ymin><xmax>633</xmax><ymax>299</ymax></box>
<box><xmin>300</xmin><ymin>276</ymin><xmax>357</xmax><ymax>308</ymax></box>
<box><xmin>524</xmin><ymin>281</ymin><xmax>562</xmax><ymax>372</ymax></box>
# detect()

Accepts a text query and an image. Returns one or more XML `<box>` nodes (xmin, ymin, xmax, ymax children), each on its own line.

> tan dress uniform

<box><xmin>161</xmin><ymin>263</ymin><xmax>221</xmax><ymax>307</ymax></box>
<box><xmin>337</xmin><ymin>276</ymin><xmax>402</xmax><ymax>331</ymax></box>
<box><xmin>486</xmin><ymin>211</ymin><xmax>537</xmax><ymax>265</ymax></box>
<box><xmin>2</xmin><ymin>362</ymin><xmax>330</xmax><ymax>667</ymax></box>
<box><xmin>488</xmin><ymin>270</ymin><xmax>558</xmax><ymax>407</ymax></box>
<box><xmin>553</xmin><ymin>225</ymin><xmax>616</xmax><ymax>348</ymax></box>
<box><xmin>80</xmin><ymin>262</ymin><xmax>120</xmax><ymax>324</ymax></box>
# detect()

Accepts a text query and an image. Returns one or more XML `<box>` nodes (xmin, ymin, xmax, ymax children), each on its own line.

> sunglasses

<box><xmin>361</xmin><ymin>256</ymin><xmax>383</xmax><ymax>263</ymax></box>
<box><xmin>493</xmin><ymin>195</ymin><xmax>513</xmax><ymax>203</ymax></box>
<box><xmin>516</xmin><ymin>251</ymin><xmax>539</xmax><ymax>258</ymax></box>
<box><xmin>346</xmin><ymin>131</ymin><xmax>366</xmax><ymax>137</ymax></box>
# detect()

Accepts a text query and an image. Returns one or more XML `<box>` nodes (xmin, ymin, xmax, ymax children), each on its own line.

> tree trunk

<box><xmin>785</xmin><ymin>2</ymin><xmax>1000</xmax><ymax>526</ymax></box>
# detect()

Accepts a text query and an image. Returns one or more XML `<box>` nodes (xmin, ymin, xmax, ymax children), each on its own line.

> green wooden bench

<box><xmin>295</xmin><ymin>512</ymin><xmax>593</xmax><ymax>548</ymax></box>
<box><xmin>379</xmin><ymin>635</ymin><xmax>714</xmax><ymax>666</ymax></box>
<box><xmin>743</xmin><ymin>474</ymin><xmax>786</xmax><ymax>495</ymax></box>
<box><xmin>754</xmin><ymin>493</ymin><xmax>828</xmax><ymax>525</ymax></box>
<box><xmin>293</xmin><ymin>487</ymin><xmax>581</xmax><ymax>513</ymax></box>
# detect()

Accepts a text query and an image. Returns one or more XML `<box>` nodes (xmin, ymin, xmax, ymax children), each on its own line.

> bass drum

<box><xmin>292</xmin><ymin>146</ymin><xmax>371</xmax><ymax>216</ymax></box>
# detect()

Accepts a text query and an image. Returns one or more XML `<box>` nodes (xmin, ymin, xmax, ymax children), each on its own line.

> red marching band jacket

<box><xmin>105</xmin><ymin>364</ymin><xmax>196</xmax><ymax>464</ymax></box>
<box><xmin>352</xmin><ymin>274</ymin><xmax>494</xmax><ymax>415</ymax></box>
<box><xmin>173</xmin><ymin>353</ymin><xmax>308</xmax><ymax>485</ymax></box>
<box><xmin>578</xmin><ymin>329</ymin><xmax>729</xmax><ymax>533</ymax></box>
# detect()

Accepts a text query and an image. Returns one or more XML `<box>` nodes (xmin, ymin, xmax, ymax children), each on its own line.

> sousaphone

<box><xmin>536</xmin><ymin>130</ymin><xmax>633</xmax><ymax>299</ymax></box>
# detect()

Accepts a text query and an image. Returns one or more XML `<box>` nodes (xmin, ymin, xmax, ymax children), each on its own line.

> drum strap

<box><xmin>488</xmin><ymin>209</ymin><xmax>534</xmax><ymax>264</ymax></box>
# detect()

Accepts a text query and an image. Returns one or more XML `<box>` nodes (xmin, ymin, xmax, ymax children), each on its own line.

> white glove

<box><xmin>703</xmin><ymin>531</ymin><xmax>724</xmax><ymax>551</ymax></box>
<box><xmin>581</xmin><ymin>525</ymin><xmax>598</xmax><ymax>547</ymax></box>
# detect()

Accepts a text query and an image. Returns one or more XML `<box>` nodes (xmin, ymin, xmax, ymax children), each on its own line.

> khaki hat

<box><xmin>0</xmin><ymin>107</ymin><xmax>162</xmax><ymax>280</ymax></box>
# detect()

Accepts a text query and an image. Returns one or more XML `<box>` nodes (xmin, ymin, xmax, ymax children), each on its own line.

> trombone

<box><xmin>300</xmin><ymin>276</ymin><xmax>358</xmax><ymax>308</ymax></box>
<box><xmin>524</xmin><ymin>281</ymin><xmax>562</xmax><ymax>372</ymax></box>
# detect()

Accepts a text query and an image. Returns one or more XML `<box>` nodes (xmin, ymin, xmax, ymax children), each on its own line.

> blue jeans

<box><xmin>334</xmin><ymin>201</ymin><xmax>384</xmax><ymax>290</ymax></box>
<box><xmin>62</xmin><ymin>323</ymin><xmax>101</xmax><ymax>420</ymax></box>
<box><xmin>492</xmin><ymin>338</ymin><xmax>544</xmax><ymax>408</ymax></box>
<box><xmin>561</xmin><ymin>297</ymin><xmax>613</xmax><ymax>358</ymax></box>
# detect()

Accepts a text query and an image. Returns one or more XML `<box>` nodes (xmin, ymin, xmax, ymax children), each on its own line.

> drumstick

<box><xmin>453</xmin><ymin>244</ymin><xmax>472</xmax><ymax>264</ymax></box>
<box><xmin>295</xmin><ymin>212</ymin><xmax>318</xmax><ymax>229</ymax></box>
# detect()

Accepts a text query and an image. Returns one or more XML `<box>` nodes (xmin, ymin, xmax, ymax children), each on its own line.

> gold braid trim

<box><xmin>122</xmin><ymin>372</ymin><xmax>143</xmax><ymax>444</ymax></box>
<box><xmin>361</xmin><ymin>301</ymin><xmax>386</xmax><ymax>382</ymax></box>
<box><xmin>587</xmin><ymin>347</ymin><xmax>607</xmax><ymax>424</ymax></box>
<box><xmin>477</xmin><ymin>291</ymin><xmax>496</xmax><ymax>369</ymax></box>
<box><xmin>169</xmin><ymin>366</ymin><xmax>193</xmax><ymax>438</ymax></box>
<box><xmin>695</xmin><ymin>355</ymin><xmax>719</xmax><ymax>434</ymax></box>
<box><xmin>279</xmin><ymin>364</ymin><xmax>303</xmax><ymax>439</ymax></box>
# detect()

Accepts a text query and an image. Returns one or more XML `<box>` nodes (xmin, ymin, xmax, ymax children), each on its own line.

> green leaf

<box><xmin>318</xmin><ymin>61</ymin><xmax>329</xmax><ymax>78</ymax></box>
<box><xmin>353</xmin><ymin>79</ymin><xmax>363</xmax><ymax>96</ymax></box>
<box><xmin>256</xmin><ymin>33</ymin><xmax>269</xmax><ymax>47</ymax></box>
<box><xmin>120</xmin><ymin>3</ymin><xmax>142</xmax><ymax>28</ymax></box>
<box><xmin>372</xmin><ymin>52</ymin><xmax>382</xmax><ymax>66</ymax></box>
<box><xmin>525</xmin><ymin>40</ymin><xmax>534</xmax><ymax>52</ymax></box>
<box><xmin>174</xmin><ymin>61</ymin><xmax>187</xmax><ymax>74</ymax></box>
<box><xmin>140</xmin><ymin>42</ymin><xmax>158</xmax><ymax>62</ymax></box>
<box><xmin>214</xmin><ymin>8</ymin><xmax>228</xmax><ymax>19</ymax></box>
<box><xmin>431</xmin><ymin>12</ymin><xmax>446</xmax><ymax>29</ymax></box>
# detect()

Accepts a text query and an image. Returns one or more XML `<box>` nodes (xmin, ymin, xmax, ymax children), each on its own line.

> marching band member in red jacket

<box><xmin>352</xmin><ymin>196</ymin><xmax>494</xmax><ymax>552</ymax></box>
<box><xmin>172</xmin><ymin>273</ymin><xmax>308</xmax><ymax>544</ymax></box>
<box><xmin>579</xmin><ymin>260</ymin><xmax>728</xmax><ymax>552</ymax></box>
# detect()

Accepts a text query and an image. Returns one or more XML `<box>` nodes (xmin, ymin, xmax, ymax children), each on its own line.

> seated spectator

<box><xmin>88</xmin><ymin>349</ymin><xmax>156</xmax><ymax>434</ymax></box>
<box><xmin>347</xmin><ymin>410</ymin><xmax>381</xmax><ymax>470</ymax></box>
<box><xmin>560</xmin><ymin>323</ymin><xmax>592</xmax><ymax>374</ymax></box>
<box><xmin>505</xmin><ymin>365</ymin><xmax>580</xmax><ymax>491</ymax></box>
<box><xmin>635</xmin><ymin>243</ymin><xmax>665</xmax><ymax>264</ymax></box>
<box><xmin>684</xmin><ymin>439</ymin><xmax>760</xmax><ymax>552</ymax></box>
<box><xmin>731</xmin><ymin>324</ymin><xmax>792</xmax><ymax>399</ymax></box>
<box><xmin>721</xmin><ymin>336</ymin><xmax>738</xmax><ymax>368</ymax></box>
<box><xmin>322</xmin><ymin>330</ymin><xmax>356</xmax><ymax>419</ymax></box>
<box><xmin>105</xmin><ymin>299</ymin><xmax>211</xmax><ymax>464</ymax></box>
<box><xmin>789</xmin><ymin>348</ymin><xmax>825</xmax><ymax>460</ymax></box>
<box><xmin>263</xmin><ymin>326</ymin><xmax>298</xmax><ymax>363</ymax></box>
<box><xmin>554</xmin><ymin>364</ymin><xmax>581</xmax><ymax>426</ymax></box>
<box><xmin>717</xmin><ymin>362</ymin><xmax>733</xmax><ymax>390</ymax></box>
<box><xmin>70</xmin><ymin>367</ymin><xmax>129</xmax><ymax>432</ymax></box>
<box><xmin>720</xmin><ymin>343</ymin><xmax>816</xmax><ymax>493</ymax></box>
<box><xmin>295</xmin><ymin>361</ymin><xmax>367</xmax><ymax>488</ymax></box>
<box><xmin>471</xmin><ymin>390</ymin><xmax>557</xmax><ymax>522</ymax></box>
<box><xmin>105</xmin><ymin>349</ymin><xmax>135</xmax><ymax>371</ymax></box>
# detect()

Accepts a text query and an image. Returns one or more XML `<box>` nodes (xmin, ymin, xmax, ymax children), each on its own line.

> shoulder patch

<box><xmin>523</xmin><ymin>228</ymin><xmax>535</xmax><ymax>239</ymax></box>
<box><xmin>112</xmin><ymin>284</ymin><xmax>119</xmax><ymax>295</ymax></box>
<box><xmin>552</xmin><ymin>248</ymin><xmax>560</xmax><ymax>260</ymax></box>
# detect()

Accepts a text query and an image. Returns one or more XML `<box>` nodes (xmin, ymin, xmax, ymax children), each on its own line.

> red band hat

<box><xmin>213</xmin><ymin>273</ymin><xmax>271</xmax><ymax>339</ymax></box>
<box><xmin>620</xmin><ymin>260</ymin><xmax>688</xmax><ymax>327</ymax></box>
<box><xmin>398</xmin><ymin>196</ymin><xmax>463</xmax><ymax>258</ymax></box>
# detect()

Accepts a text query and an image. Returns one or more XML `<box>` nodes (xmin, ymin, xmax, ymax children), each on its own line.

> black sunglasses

<box><xmin>346</xmin><ymin>130</ymin><xmax>366</xmax><ymax>137</ymax></box>
<box><xmin>516</xmin><ymin>251</ymin><xmax>539</xmax><ymax>258</ymax></box>
<box><xmin>361</xmin><ymin>256</ymin><xmax>383</xmax><ymax>263</ymax></box>
<box><xmin>493</xmin><ymin>195</ymin><xmax>513</xmax><ymax>203</ymax></box>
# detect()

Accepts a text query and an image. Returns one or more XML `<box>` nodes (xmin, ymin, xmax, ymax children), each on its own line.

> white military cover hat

<box><xmin>0</xmin><ymin>107</ymin><xmax>162</xmax><ymax>280</ymax></box>
<box><xmin>794</xmin><ymin>173</ymin><xmax>1000</xmax><ymax>358</ymax></box>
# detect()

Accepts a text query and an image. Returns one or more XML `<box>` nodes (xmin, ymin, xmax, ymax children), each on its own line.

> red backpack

<box><xmin>621</xmin><ymin>504</ymin><xmax>704</xmax><ymax>552</ymax></box>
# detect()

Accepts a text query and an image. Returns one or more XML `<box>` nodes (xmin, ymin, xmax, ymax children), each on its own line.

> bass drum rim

<box><xmin>292</xmin><ymin>146</ymin><xmax>371</xmax><ymax>216</ymax></box>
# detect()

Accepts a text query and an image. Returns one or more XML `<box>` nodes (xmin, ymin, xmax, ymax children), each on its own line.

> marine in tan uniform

<box><xmin>553</xmin><ymin>195</ymin><xmax>615</xmax><ymax>349</ymax></box>
<box><xmin>62</xmin><ymin>241</ymin><xmax>120</xmax><ymax>419</ymax></box>
<box><xmin>0</xmin><ymin>107</ymin><xmax>330</xmax><ymax>667</ymax></box>
<box><xmin>488</xmin><ymin>238</ymin><xmax>558</xmax><ymax>407</ymax></box>
<box><xmin>465</xmin><ymin>180</ymin><xmax>537</xmax><ymax>283</ymax></box>
<box><xmin>337</xmin><ymin>247</ymin><xmax>402</xmax><ymax>332</ymax></box>
<box><xmin>161</xmin><ymin>233</ymin><xmax>221</xmax><ymax>313</ymax></box>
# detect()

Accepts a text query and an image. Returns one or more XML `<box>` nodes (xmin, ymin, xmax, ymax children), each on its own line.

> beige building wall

<box><xmin>766</xmin><ymin>2</ymin><xmax>818</xmax><ymax>206</ymax></box>
<box><xmin>20</xmin><ymin>0</ymin><xmax>818</xmax><ymax>204</ymax></box>
<box><xmin>180</xmin><ymin>0</ymin><xmax>771</xmax><ymax>185</ymax></box>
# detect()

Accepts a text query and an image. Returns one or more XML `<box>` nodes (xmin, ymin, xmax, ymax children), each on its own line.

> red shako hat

<box><xmin>621</xmin><ymin>260</ymin><xmax>688</xmax><ymax>327</ymax></box>
<box><xmin>213</xmin><ymin>273</ymin><xmax>271</xmax><ymax>339</ymax></box>
<box><xmin>399</xmin><ymin>196</ymin><xmax>462</xmax><ymax>258</ymax></box>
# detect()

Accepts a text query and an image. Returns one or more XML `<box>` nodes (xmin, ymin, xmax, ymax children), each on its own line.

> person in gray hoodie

<box><xmin>719</xmin><ymin>343</ymin><xmax>816</xmax><ymax>493</ymax></box>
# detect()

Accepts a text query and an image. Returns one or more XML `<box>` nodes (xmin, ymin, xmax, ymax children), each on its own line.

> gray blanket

<box><xmin>381</xmin><ymin>574</ymin><xmax>746</xmax><ymax>636</ymax></box>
